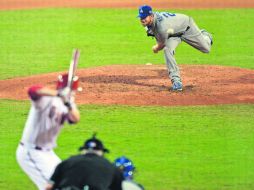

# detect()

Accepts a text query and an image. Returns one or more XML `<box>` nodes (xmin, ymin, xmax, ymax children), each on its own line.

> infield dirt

<box><xmin>1</xmin><ymin>65</ymin><xmax>254</xmax><ymax>106</ymax></box>
<box><xmin>0</xmin><ymin>0</ymin><xmax>253</xmax><ymax>106</ymax></box>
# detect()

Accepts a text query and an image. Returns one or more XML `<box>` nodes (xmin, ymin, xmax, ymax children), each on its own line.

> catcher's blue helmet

<box><xmin>114</xmin><ymin>156</ymin><xmax>135</xmax><ymax>180</ymax></box>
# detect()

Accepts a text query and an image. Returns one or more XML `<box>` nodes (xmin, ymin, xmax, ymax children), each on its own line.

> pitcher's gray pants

<box><xmin>163</xmin><ymin>17</ymin><xmax>212</xmax><ymax>84</ymax></box>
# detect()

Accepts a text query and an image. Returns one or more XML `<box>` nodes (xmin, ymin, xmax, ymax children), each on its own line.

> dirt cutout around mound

<box><xmin>0</xmin><ymin>65</ymin><xmax>254</xmax><ymax>106</ymax></box>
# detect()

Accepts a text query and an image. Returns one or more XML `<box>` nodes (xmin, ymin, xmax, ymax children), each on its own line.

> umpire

<box><xmin>45</xmin><ymin>134</ymin><xmax>124</xmax><ymax>190</ymax></box>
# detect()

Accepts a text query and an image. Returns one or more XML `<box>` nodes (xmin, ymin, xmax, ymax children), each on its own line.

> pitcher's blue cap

<box><xmin>137</xmin><ymin>5</ymin><xmax>153</xmax><ymax>19</ymax></box>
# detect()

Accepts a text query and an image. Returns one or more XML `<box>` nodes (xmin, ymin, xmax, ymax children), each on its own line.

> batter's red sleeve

<box><xmin>28</xmin><ymin>85</ymin><xmax>43</xmax><ymax>101</ymax></box>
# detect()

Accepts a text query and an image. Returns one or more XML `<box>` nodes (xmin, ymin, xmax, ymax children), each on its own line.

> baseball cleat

<box><xmin>172</xmin><ymin>81</ymin><xmax>183</xmax><ymax>91</ymax></box>
<box><xmin>201</xmin><ymin>29</ymin><xmax>213</xmax><ymax>45</ymax></box>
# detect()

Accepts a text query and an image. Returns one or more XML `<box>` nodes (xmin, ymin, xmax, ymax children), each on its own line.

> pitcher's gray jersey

<box><xmin>151</xmin><ymin>12</ymin><xmax>190</xmax><ymax>45</ymax></box>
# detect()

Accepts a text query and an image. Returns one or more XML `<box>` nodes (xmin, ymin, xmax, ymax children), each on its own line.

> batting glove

<box><xmin>57</xmin><ymin>87</ymin><xmax>71</xmax><ymax>103</ymax></box>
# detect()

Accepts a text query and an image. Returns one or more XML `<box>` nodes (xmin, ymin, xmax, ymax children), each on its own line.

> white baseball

<box><xmin>77</xmin><ymin>87</ymin><xmax>83</xmax><ymax>92</ymax></box>
<box><xmin>167</xmin><ymin>28</ymin><xmax>174</xmax><ymax>35</ymax></box>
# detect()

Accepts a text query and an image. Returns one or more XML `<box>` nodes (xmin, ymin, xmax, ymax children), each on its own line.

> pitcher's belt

<box><xmin>168</xmin><ymin>26</ymin><xmax>190</xmax><ymax>38</ymax></box>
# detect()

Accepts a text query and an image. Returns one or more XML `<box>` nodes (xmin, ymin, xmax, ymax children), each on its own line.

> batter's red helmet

<box><xmin>56</xmin><ymin>73</ymin><xmax>79</xmax><ymax>90</ymax></box>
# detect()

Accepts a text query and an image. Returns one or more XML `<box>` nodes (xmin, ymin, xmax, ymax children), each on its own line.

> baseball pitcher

<box><xmin>16</xmin><ymin>73</ymin><xmax>80</xmax><ymax>190</ymax></box>
<box><xmin>138</xmin><ymin>5</ymin><xmax>213</xmax><ymax>91</ymax></box>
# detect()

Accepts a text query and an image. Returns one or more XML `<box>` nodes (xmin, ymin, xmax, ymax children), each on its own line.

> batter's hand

<box><xmin>57</xmin><ymin>87</ymin><xmax>71</xmax><ymax>103</ymax></box>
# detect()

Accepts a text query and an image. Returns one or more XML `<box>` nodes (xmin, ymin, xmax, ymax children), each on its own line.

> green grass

<box><xmin>0</xmin><ymin>100</ymin><xmax>254</xmax><ymax>190</ymax></box>
<box><xmin>0</xmin><ymin>8</ymin><xmax>253</xmax><ymax>79</ymax></box>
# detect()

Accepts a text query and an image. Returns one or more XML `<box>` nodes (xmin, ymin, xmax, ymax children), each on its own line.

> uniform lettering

<box><xmin>157</xmin><ymin>14</ymin><xmax>163</xmax><ymax>22</ymax></box>
<box><xmin>162</xmin><ymin>12</ymin><xmax>176</xmax><ymax>18</ymax></box>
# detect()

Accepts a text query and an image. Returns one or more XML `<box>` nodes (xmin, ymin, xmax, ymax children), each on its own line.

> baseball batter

<box><xmin>16</xmin><ymin>74</ymin><xmax>80</xmax><ymax>190</ymax></box>
<box><xmin>138</xmin><ymin>5</ymin><xmax>213</xmax><ymax>91</ymax></box>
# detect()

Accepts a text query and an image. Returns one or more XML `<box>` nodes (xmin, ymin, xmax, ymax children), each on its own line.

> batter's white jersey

<box><xmin>21</xmin><ymin>96</ymin><xmax>70</xmax><ymax>149</ymax></box>
<box><xmin>17</xmin><ymin>95</ymin><xmax>76</xmax><ymax>190</ymax></box>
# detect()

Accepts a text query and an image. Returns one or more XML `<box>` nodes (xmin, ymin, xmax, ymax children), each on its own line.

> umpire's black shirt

<box><xmin>50</xmin><ymin>153</ymin><xmax>124</xmax><ymax>190</ymax></box>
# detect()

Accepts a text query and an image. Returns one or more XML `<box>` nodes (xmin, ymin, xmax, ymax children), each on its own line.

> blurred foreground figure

<box><xmin>46</xmin><ymin>134</ymin><xmax>124</xmax><ymax>190</ymax></box>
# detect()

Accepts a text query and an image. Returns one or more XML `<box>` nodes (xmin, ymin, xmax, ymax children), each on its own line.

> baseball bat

<box><xmin>67</xmin><ymin>49</ymin><xmax>80</xmax><ymax>89</ymax></box>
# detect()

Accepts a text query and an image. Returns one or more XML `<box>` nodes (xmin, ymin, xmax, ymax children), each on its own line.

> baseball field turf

<box><xmin>0</xmin><ymin>8</ymin><xmax>254</xmax><ymax>190</ymax></box>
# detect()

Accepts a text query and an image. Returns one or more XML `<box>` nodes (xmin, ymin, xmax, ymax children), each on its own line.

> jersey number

<box><xmin>162</xmin><ymin>12</ymin><xmax>176</xmax><ymax>18</ymax></box>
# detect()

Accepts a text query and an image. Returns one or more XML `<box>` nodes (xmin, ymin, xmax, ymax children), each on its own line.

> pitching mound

<box><xmin>0</xmin><ymin>65</ymin><xmax>253</xmax><ymax>106</ymax></box>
